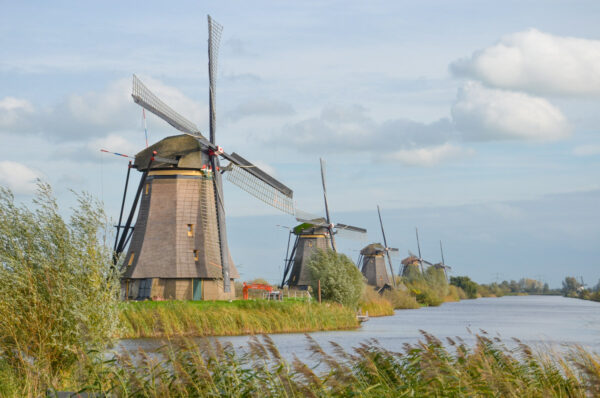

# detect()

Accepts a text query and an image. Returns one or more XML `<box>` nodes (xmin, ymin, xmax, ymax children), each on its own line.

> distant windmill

<box><xmin>401</xmin><ymin>228</ymin><xmax>433</xmax><ymax>277</ymax></box>
<box><xmin>115</xmin><ymin>16</ymin><xmax>294</xmax><ymax>301</ymax></box>
<box><xmin>280</xmin><ymin>158</ymin><xmax>366</xmax><ymax>288</ymax></box>
<box><xmin>432</xmin><ymin>240</ymin><xmax>452</xmax><ymax>280</ymax></box>
<box><xmin>358</xmin><ymin>206</ymin><xmax>399</xmax><ymax>288</ymax></box>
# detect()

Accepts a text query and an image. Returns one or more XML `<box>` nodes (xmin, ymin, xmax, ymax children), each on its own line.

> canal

<box><xmin>120</xmin><ymin>295</ymin><xmax>600</xmax><ymax>359</ymax></box>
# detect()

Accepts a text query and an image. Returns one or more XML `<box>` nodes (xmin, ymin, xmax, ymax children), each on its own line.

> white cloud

<box><xmin>226</xmin><ymin>98</ymin><xmax>294</xmax><ymax>122</ymax></box>
<box><xmin>0</xmin><ymin>97</ymin><xmax>34</xmax><ymax>128</ymax></box>
<box><xmin>450</xmin><ymin>29</ymin><xmax>600</xmax><ymax>96</ymax></box>
<box><xmin>452</xmin><ymin>81</ymin><xmax>571</xmax><ymax>141</ymax></box>
<box><xmin>0</xmin><ymin>161</ymin><xmax>40</xmax><ymax>194</ymax></box>
<box><xmin>573</xmin><ymin>144</ymin><xmax>600</xmax><ymax>157</ymax></box>
<box><xmin>281</xmin><ymin>105</ymin><xmax>455</xmax><ymax>154</ymax></box>
<box><xmin>382</xmin><ymin>143</ymin><xmax>475</xmax><ymax>166</ymax></box>
<box><xmin>0</xmin><ymin>77</ymin><xmax>208</xmax><ymax>142</ymax></box>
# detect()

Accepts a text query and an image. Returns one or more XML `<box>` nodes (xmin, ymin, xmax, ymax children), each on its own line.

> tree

<box><xmin>450</xmin><ymin>276</ymin><xmax>479</xmax><ymax>299</ymax></box>
<box><xmin>308</xmin><ymin>249</ymin><xmax>364</xmax><ymax>308</ymax></box>
<box><xmin>543</xmin><ymin>283</ymin><xmax>550</xmax><ymax>294</ymax></box>
<box><xmin>0</xmin><ymin>183</ymin><xmax>120</xmax><ymax>392</ymax></box>
<box><xmin>562</xmin><ymin>277</ymin><xmax>582</xmax><ymax>298</ymax></box>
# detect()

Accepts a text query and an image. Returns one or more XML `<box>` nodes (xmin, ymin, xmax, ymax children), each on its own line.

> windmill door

<box><xmin>193</xmin><ymin>279</ymin><xmax>202</xmax><ymax>301</ymax></box>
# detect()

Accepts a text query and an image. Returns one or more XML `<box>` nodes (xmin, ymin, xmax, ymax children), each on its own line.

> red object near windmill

<box><xmin>243</xmin><ymin>282</ymin><xmax>281</xmax><ymax>300</ymax></box>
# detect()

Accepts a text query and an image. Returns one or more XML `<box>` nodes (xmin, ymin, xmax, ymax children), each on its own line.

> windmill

<box><xmin>280</xmin><ymin>158</ymin><xmax>366</xmax><ymax>288</ymax></box>
<box><xmin>432</xmin><ymin>240</ymin><xmax>452</xmax><ymax>280</ymax></box>
<box><xmin>115</xmin><ymin>16</ymin><xmax>294</xmax><ymax>301</ymax></box>
<box><xmin>400</xmin><ymin>227</ymin><xmax>433</xmax><ymax>277</ymax></box>
<box><xmin>358</xmin><ymin>206</ymin><xmax>399</xmax><ymax>288</ymax></box>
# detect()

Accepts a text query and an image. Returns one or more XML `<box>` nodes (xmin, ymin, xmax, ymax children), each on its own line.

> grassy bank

<box><xmin>25</xmin><ymin>332</ymin><xmax>600</xmax><ymax>397</ymax></box>
<box><xmin>119</xmin><ymin>299</ymin><xmax>359</xmax><ymax>338</ymax></box>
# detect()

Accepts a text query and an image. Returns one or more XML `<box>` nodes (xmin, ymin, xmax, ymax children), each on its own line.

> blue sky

<box><xmin>1</xmin><ymin>1</ymin><xmax>599</xmax><ymax>287</ymax></box>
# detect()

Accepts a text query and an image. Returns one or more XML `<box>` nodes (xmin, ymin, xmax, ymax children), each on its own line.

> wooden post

<box><xmin>318</xmin><ymin>279</ymin><xmax>322</xmax><ymax>303</ymax></box>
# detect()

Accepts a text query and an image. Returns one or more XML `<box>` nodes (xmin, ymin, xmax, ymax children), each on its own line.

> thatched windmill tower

<box><xmin>114</xmin><ymin>16</ymin><xmax>294</xmax><ymax>301</ymax></box>
<box><xmin>280</xmin><ymin>159</ymin><xmax>366</xmax><ymax>289</ymax></box>
<box><xmin>400</xmin><ymin>228</ymin><xmax>433</xmax><ymax>278</ymax></box>
<box><xmin>281</xmin><ymin>221</ymin><xmax>333</xmax><ymax>288</ymax></box>
<box><xmin>359</xmin><ymin>243</ymin><xmax>391</xmax><ymax>287</ymax></box>
<box><xmin>400</xmin><ymin>255</ymin><xmax>421</xmax><ymax>278</ymax></box>
<box><xmin>359</xmin><ymin>206</ymin><xmax>399</xmax><ymax>288</ymax></box>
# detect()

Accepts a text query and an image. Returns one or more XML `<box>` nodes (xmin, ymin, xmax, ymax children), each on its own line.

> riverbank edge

<box><xmin>118</xmin><ymin>290</ymin><xmax>545</xmax><ymax>339</ymax></box>
<box><xmin>117</xmin><ymin>299</ymin><xmax>360</xmax><ymax>339</ymax></box>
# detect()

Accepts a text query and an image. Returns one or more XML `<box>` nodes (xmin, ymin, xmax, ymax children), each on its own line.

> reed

<box><xmin>118</xmin><ymin>299</ymin><xmax>359</xmax><ymax>338</ymax></box>
<box><xmin>33</xmin><ymin>332</ymin><xmax>600</xmax><ymax>398</ymax></box>
<box><xmin>382</xmin><ymin>288</ymin><xmax>420</xmax><ymax>309</ymax></box>
<box><xmin>359</xmin><ymin>287</ymin><xmax>394</xmax><ymax>316</ymax></box>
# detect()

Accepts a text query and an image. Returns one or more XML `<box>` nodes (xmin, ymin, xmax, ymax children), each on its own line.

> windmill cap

<box><xmin>134</xmin><ymin>134</ymin><xmax>207</xmax><ymax>171</ymax></box>
<box><xmin>360</xmin><ymin>243</ymin><xmax>385</xmax><ymax>255</ymax></box>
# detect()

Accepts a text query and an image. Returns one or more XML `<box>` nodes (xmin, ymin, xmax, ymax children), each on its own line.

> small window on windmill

<box><xmin>128</xmin><ymin>253</ymin><xmax>135</xmax><ymax>266</ymax></box>
<box><xmin>145</xmin><ymin>183</ymin><xmax>149</xmax><ymax>195</ymax></box>
<box><xmin>308</xmin><ymin>241</ymin><xmax>313</xmax><ymax>247</ymax></box>
<box><xmin>193</xmin><ymin>250</ymin><xmax>199</xmax><ymax>261</ymax></box>
<box><xmin>187</xmin><ymin>224</ymin><xmax>194</xmax><ymax>237</ymax></box>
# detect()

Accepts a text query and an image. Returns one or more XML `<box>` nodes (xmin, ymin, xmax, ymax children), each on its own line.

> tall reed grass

<box><xmin>359</xmin><ymin>288</ymin><xmax>394</xmax><ymax>316</ymax></box>
<box><xmin>34</xmin><ymin>332</ymin><xmax>600</xmax><ymax>398</ymax></box>
<box><xmin>119</xmin><ymin>300</ymin><xmax>359</xmax><ymax>338</ymax></box>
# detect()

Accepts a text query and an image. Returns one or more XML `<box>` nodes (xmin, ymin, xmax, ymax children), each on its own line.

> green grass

<box><xmin>118</xmin><ymin>299</ymin><xmax>359</xmax><ymax>338</ymax></box>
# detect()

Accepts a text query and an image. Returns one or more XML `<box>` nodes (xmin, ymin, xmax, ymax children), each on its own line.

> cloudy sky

<box><xmin>1</xmin><ymin>1</ymin><xmax>599</xmax><ymax>287</ymax></box>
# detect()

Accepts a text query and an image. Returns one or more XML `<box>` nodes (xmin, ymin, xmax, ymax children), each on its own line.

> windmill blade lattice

<box><xmin>132</xmin><ymin>75</ymin><xmax>201</xmax><ymax>136</ymax></box>
<box><xmin>335</xmin><ymin>223</ymin><xmax>367</xmax><ymax>241</ymax></box>
<box><xmin>387</xmin><ymin>247</ymin><xmax>400</xmax><ymax>259</ymax></box>
<box><xmin>294</xmin><ymin>208</ymin><xmax>327</xmax><ymax>225</ymax></box>
<box><xmin>226</xmin><ymin>163</ymin><xmax>295</xmax><ymax>215</ymax></box>
<box><xmin>208</xmin><ymin>16</ymin><xmax>223</xmax><ymax>110</ymax></box>
<box><xmin>208</xmin><ymin>15</ymin><xmax>223</xmax><ymax>144</ymax></box>
<box><xmin>132</xmin><ymin>75</ymin><xmax>294</xmax><ymax>216</ymax></box>
<box><xmin>335</xmin><ymin>224</ymin><xmax>368</xmax><ymax>241</ymax></box>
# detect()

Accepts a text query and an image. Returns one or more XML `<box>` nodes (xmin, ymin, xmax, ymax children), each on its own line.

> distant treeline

<box><xmin>451</xmin><ymin>276</ymin><xmax>559</xmax><ymax>298</ymax></box>
<box><xmin>562</xmin><ymin>276</ymin><xmax>600</xmax><ymax>302</ymax></box>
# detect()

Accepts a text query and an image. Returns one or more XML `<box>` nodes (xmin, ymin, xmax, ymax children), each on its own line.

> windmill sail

<box><xmin>226</xmin><ymin>153</ymin><xmax>294</xmax><ymax>214</ymax></box>
<box><xmin>206</xmin><ymin>15</ymin><xmax>230</xmax><ymax>292</ymax></box>
<box><xmin>132</xmin><ymin>75</ymin><xmax>201</xmax><ymax>136</ymax></box>
<box><xmin>320</xmin><ymin>158</ymin><xmax>336</xmax><ymax>251</ymax></box>
<box><xmin>377</xmin><ymin>205</ymin><xmax>396</xmax><ymax>287</ymax></box>
<box><xmin>132</xmin><ymin>75</ymin><xmax>294</xmax><ymax>216</ymax></box>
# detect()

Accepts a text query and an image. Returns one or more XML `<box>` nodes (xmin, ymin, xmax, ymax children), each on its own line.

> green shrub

<box><xmin>446</xmin><ymin>285</ymin><xmax>466</xmax><ymax>301</ymax></box>
<box><xmin>450</xmin><ymin>276</ymin><xmax>479</xmax><ymax>299</ymax></box>
<box><xmin>359</xmin><ymin>286</ymin><xmax>394</xmax><ymax>316</ymax></box>
<box><xmin>0</xmin><ymin>183</ymin><xmax>119</xmax><ymax>394</ymax></box>
<box><xmin>382</xmin><ymin>288</ymin><xmax>420</xmax><ymax>309</ymax></box>
<box><xmin>308</xmin><ymin>249</ymin><xmax>364</xmax><ymax>308</ymax></box>
<box><xmin>415</xmin><ymin>286</ymin><xmax>444</xmax><ymax>306</ymax></box>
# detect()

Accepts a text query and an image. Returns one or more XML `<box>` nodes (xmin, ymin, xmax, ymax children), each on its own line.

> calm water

<box><xmin>120</xmin><ymin>296</ymin><xmax>600</xmax><ymax>359</ymax></box>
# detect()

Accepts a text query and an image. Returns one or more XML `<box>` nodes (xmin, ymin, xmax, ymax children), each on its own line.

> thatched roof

<box><xmin>293</xmin><ymin>222</ymin><xmax>329</xmax><ymax>235</ymax></box>
<box><xmin>401</xmin><ymin>255</ymin><xmax>420</xmax><ymax>265</ymax></box>
<box><xmin>360</xmin><ymin>243</ymin><xmax>385</xmax><ymax>256</ymax></box>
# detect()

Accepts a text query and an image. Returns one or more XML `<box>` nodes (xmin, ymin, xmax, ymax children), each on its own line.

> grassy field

<box><xmin>118</xmin><ymin>299</ymin><xmax>359</xmax><ymax>338</ymax></box>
